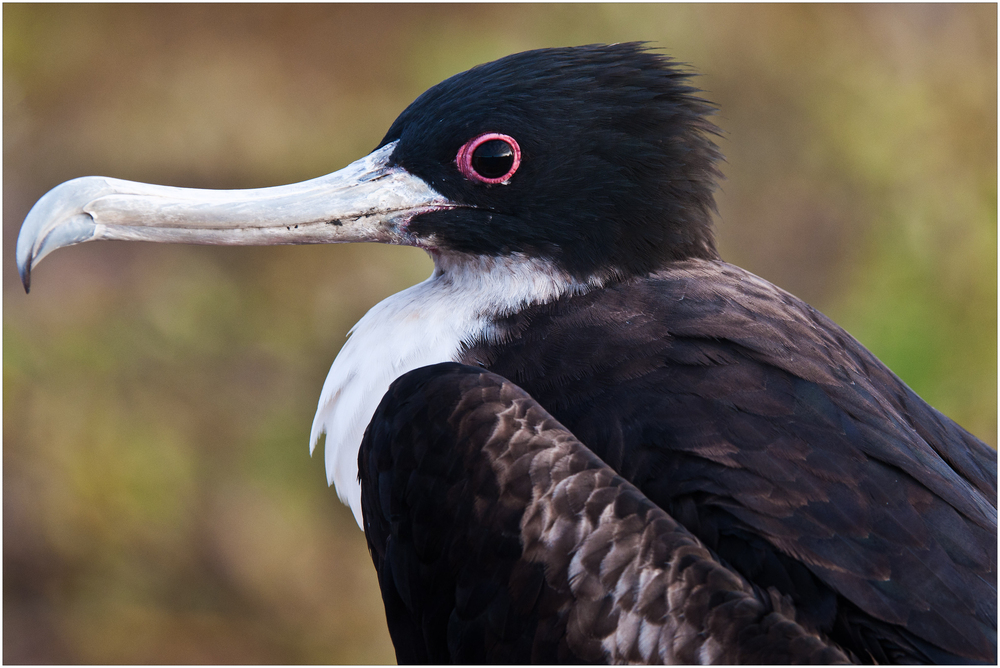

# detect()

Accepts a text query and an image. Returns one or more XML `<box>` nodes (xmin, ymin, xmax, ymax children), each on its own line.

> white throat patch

<box><xmin>309</xmin><ymin>251</ymin><xmax>601</xmax><ymax>528</ymax></box>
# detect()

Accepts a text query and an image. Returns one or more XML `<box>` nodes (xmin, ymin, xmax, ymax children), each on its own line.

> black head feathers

<box><xmin>380</xmin><ymin>43</ymin><xmax>722</xmax><ymax>280</ymax></box>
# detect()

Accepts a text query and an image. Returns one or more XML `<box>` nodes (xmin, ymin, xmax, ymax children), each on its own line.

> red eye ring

<box><xmin>456</xmin><ymin>133</ymin><xmax>521</xmax><ymax>184</ymax></box>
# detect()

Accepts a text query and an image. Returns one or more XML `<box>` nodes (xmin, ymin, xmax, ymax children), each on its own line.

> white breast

<box><xmin>309</xmin><ymin>251</ymin><xmax>600</xmax><ymax>528</ymax></box>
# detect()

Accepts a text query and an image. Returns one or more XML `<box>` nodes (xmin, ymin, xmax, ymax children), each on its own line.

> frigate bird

<box><xmin>16</xmin><ymin>44</ymin><xmax>997</xmax><ymax>664</ymax></box>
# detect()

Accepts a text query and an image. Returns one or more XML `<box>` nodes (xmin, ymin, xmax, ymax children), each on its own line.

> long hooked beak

<box><xmin>16</xmin><ymin>141</ymin><xmax>452</xmax><ymax>292</ymax></box>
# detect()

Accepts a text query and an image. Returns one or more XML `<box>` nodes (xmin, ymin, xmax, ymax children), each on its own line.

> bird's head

<box><xmin>17</xmin><ymin>43</ymin><xmax>721</xmax><ymax>289</ymax></box>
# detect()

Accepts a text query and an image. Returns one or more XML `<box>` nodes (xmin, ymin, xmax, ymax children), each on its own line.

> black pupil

<box><xmin>471</xmin><ymin>139</ymin><xmax>514</xmax><ymax>178</ymax></box>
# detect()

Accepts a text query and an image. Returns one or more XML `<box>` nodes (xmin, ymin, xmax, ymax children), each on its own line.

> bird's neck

<box><xmin>310</xmin><ymin>250</ymin><xmax>604</xmax><ymax>527</ymax></box>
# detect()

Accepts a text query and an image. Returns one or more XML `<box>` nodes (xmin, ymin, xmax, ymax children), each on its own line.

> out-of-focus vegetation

<box><xmin>4</xmin><ymin>4</ymin><xmax>995</xmax><ymax>664</ymax></box>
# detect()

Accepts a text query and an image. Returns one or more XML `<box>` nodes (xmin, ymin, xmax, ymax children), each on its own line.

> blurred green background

<box><xmin>4</xmin><ymin>4</ymin><xmax>996</xmax><ymax>664</ymax></box>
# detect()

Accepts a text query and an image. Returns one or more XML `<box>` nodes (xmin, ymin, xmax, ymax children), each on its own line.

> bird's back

<box><xmin>461</xmin><ymin>258</ymin><xmax>997</xmax><ymax>663</ymax></box>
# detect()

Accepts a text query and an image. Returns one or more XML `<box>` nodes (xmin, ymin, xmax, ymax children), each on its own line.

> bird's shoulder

<box><xmin>468</xmin><ymin>258</ymin><xmax>995</xmax><ymax>509</ymax></box>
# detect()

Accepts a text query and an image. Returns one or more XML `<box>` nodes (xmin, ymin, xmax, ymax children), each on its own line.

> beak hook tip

<box><xmin>18</xmin><ymin>258</ymin><xmax>32</xmax><ymax>293</ymax></box>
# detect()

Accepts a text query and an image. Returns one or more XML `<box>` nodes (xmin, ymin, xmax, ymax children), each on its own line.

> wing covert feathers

<box><xmin>360</xmin><ymin>362</ymin><xmax>853</xmax><ymax>664</ymax></box>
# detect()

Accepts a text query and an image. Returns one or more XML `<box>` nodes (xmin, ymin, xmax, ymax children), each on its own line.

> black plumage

<box><xmin>359</xmin><ymin>258</ymin><xmax>996</xmax><ymax>663</ymax></box>
<box><xmin>361</xmin><ymin>362</ymin><xmax>853</xmax><ymax>664</ymax></box>
<box><xmin>457</xmin><ymin>260</ymin><xmax>995</xmax><ymax>663</ymax></box>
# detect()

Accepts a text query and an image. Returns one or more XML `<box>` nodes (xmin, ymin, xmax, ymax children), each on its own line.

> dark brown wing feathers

<box><xmin>360</xmin><ymin>363</ymin><xmax>853</xmax><ymax>663</ymax></box>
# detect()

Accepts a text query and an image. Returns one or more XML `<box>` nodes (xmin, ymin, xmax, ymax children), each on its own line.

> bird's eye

<box><xmin>456</xmin><ymin>133</ymin><xmax>521</xmax><ymax>184</ymax></box>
